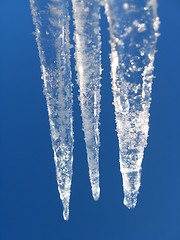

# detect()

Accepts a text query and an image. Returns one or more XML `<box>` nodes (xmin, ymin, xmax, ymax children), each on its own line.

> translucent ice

<box><xmin>30</xmin><ymin>0</ymin><xmax>73</xmax><ymax>220</ymax></box>
<box><xmin>30</xmin><ymin>0</ymin><xmax>159</xmax><ymax>220</ymax></box>
<box><xmin>104</xmin><ymin>0</ymin><xmax>159</xmax><ymax>208</ymax></box>
<box><xmin>72</xmin><ymin>0</ymin><xmax>102</xmax><ymax>200</ymax></box>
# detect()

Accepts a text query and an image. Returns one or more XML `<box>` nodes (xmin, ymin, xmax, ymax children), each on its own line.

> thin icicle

<box><xmin>104</xmin><ymin>0</ymin><xmax>159</xmax><ymax>208</ymax></box>
<box><xmin>30</xmin><ymin>0</ymin><xmax>73</xmax><ymax>220</ymax></box>
<box><xmin>72</xmin><ymin>0</ymin><xmax>102</xmax><ymax>200</ymax></box>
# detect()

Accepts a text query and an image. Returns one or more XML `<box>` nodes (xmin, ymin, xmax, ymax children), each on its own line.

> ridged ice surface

<box><xmin>30</xmin><ymin>0</ymin><xmax>73</xmax><ymax>220</ymax></box>
<box><xmin>104</xmin><ymin>0</ymin><xmax>160</xmax><ymax>208</ymax></box>
<box><xmin>30</xmin><ymin>0</ymin><xmax>159</xmax><ymax>220</ymax></box>
<box><xmin>72</xmin><ymin>0</ymin><xmax>102</xmax><ymax>200</ymax></box>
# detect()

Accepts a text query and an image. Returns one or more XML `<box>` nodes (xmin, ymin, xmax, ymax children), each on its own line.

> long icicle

<box><xmin>72</xmin><ymin>0</ymin><xmax>102</xmax><ymax>200</ymax></box>
<box><xmin>104</xmin><ymin>0</ymin><xmax>160</xmax><ymax>208</ymax></box>
<box><xmin>30</xmin><ymin>0</ymin><xmax>73</xmax><ymax>220</ymax></box>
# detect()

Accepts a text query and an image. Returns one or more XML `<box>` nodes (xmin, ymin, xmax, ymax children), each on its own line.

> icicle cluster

<box><xmin>30</xmin><ymin>0</ymin><xmax>159</xmax><ymax>220</ymax></box>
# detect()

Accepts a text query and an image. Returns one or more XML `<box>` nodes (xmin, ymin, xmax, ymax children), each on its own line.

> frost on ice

<box><xmin>72</xmin><ymin>0</ymin><xmax>102</xmax><ymax>201</ymax></box>
<box><xmin>30</xmin><ymin>0</ymin><xmax>73</xmax><ymax>220</ymax></box>
<box><xmin>30</xmin><ymin>0</ymin><xmax>159</xmax><ymax>220</ymax></box>
<box><xmin>104</xmin><ymin>0</ymin><xmax>160</xmax><ymax>208</ymax></box>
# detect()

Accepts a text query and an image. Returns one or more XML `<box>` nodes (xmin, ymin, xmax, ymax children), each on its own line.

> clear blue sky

<box><xmin>0</xmin><ymin>0</ymin><xmax>180</xmax><ymax>239</ymax></box>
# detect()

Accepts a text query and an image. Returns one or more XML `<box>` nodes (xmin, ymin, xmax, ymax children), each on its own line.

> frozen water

<box><xmin>30</xmin><ymin>0</ymin><xmax>73</xmax><ymax>220</ymax></box>
<box><xmin>72</xmin><ymin>0</ymin><xmax>102</xmax><ymax>201</ymax></box>
<box><xmin>30</xmin><ymin>0</ymin><xmax>159</xmax><ymax>220</ymax></box>
<box><xmin>104</xmin><ymin>0</ymin><xmax>159</xmax><ymax>208</ymax></box>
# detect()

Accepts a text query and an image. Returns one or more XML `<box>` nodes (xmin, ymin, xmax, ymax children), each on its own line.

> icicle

<box><xmin>30</xmin><ymin>0</ymin><xmax>73</xmax><ymax>220</ymax></box>
<box><xmin>72</xmin><ymin>0</ymin><xmax>102</xmax><ymax>200</ymax></box>
<box><xmin>104</xmin><ymin>0</ymin><xmax>160</xmax><ymax>208</ymax></box>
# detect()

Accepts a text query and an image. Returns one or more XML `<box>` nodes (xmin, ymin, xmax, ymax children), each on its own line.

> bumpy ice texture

<box><xmin>104</xmin><ymin>0</ymin><xmax>160</xmax><ymax>208</ymax></box>
<box><xmin>30</xmin><ymin>0</ymin><xmax>159</xmax><ymax>220</ymax></box>
<box><xmin>30</xmin><ymin>0</ymin><xmax>73</xmax><ymax>220</ymax></box>
<box><xmin>72</xmin><ymin>0</ymin><xmax>102</xmax><ymax>200</ymax></box>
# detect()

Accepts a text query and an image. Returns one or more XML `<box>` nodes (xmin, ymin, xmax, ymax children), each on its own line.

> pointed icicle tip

<box><xmin>121</xmin><ymin>169</ymin><xmax>142</xmax><ymax>209</ymax></box>
<box><xmin>123</xmin><ymin>190</ymin><xmax>138</xmax><ymax>209</ymax></box>
<box><xmin>61</xmin><ymin>191</ymin><xmax>71</xmax><ymax>221</ymax></box>
<box><xmin>62</xmin><ymin>199</ymin><xmax>70</xmax><ymax>221</ymax></box>
<box><xmin>63</xmin><ymin>205</ymin><xmax>69</xmax><ymax>221</ymax></box>
<box><xmin>92</xmin><ymin>183</ymin><xmax>100</xmax><ymax>201</ymax></box>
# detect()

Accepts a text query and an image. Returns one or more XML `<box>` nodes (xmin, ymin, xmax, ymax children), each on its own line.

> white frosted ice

<box><xmin>30</xmin><ymin>0</ymin><xmax>159</xmax><ymax>220</ymax></box>
<box><xmin>104</xmin><ymin>0</ymin><xmax>159</xmax><ymax>208</ymax></box>
<box><xmin>30</xmin><ymin>0</ymin><xmax>73</xmax><ymax>220</ymax></box>
<box><xmin>72</xmin><ymin>0</ymin><xmax>102</xmax><ymax>200</ymax></box>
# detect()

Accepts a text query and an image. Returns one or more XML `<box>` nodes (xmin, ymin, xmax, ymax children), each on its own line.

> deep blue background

<box><xmin>1</xmin><ymin>0</ymin><xmax>180</xmax><ymax>239</ymax></box>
